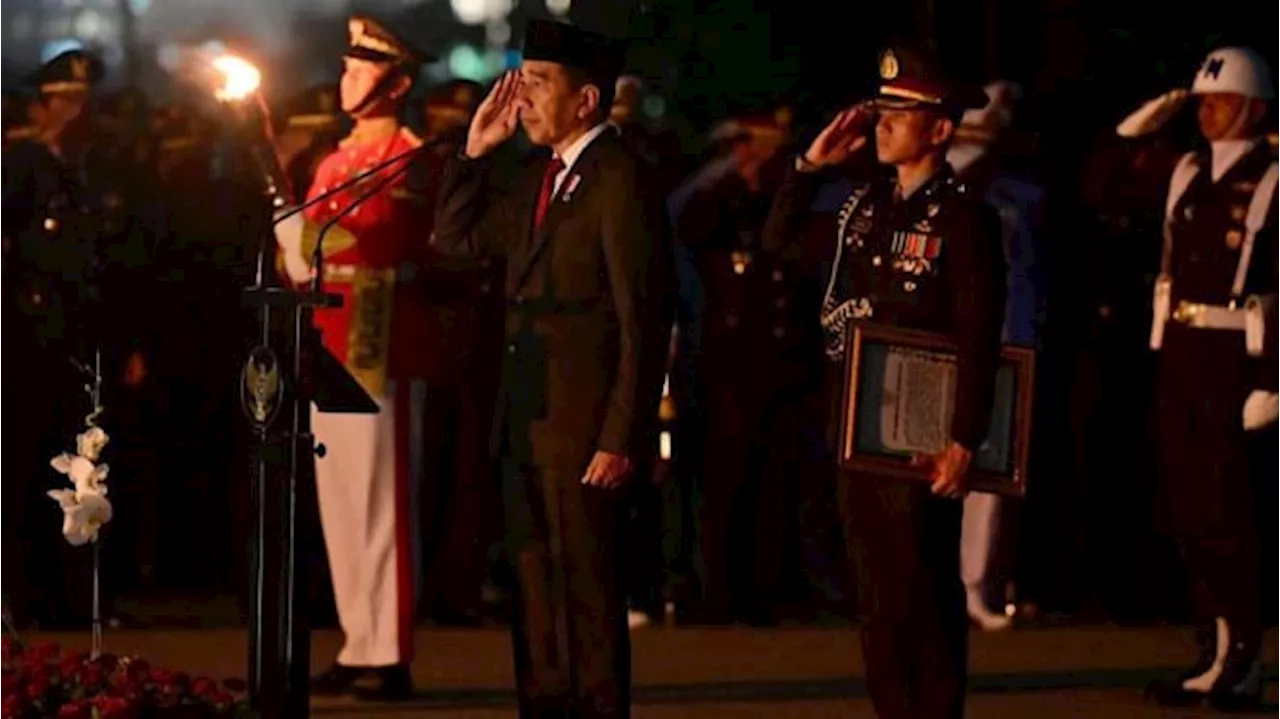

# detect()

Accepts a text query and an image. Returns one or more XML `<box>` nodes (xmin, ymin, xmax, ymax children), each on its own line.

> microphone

<box><xmin>307</xmin><ymin>148</ymin><xmax>424</xmax><ymax>294</ymax></box>
<box><xmin>272</xmin><ymin>135</ymin><xmax>448</xmax><ymax>227</ymax></box>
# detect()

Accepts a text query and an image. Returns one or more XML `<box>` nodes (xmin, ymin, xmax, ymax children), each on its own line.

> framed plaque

<box><xmin>839</xmin><ymin>323</ymin><xmax>1034</xmax><ymax>497</ymax></box>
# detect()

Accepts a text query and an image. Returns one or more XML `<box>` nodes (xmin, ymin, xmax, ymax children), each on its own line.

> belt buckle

<box><xmin>1172</xmin><ymin>301</ymin><xmax>1201</xmax><ymax>324</ymax></box>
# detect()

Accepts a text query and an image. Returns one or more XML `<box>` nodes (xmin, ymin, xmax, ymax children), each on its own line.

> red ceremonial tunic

<box><xmin>302</xmin><ymin>126</ymin><xmax>436</xmax><ymax>392</ymax></box>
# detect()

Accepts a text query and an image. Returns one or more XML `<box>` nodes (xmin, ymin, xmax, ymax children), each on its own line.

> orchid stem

<box><xmin>92</xmin><ymin>540</ymin><xmax>102</xmax><ymax>659</ymax></box>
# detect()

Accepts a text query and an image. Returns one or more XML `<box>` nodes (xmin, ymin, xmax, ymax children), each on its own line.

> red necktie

<box><xmin>534</xmin><ymin>156</ymin><xmax>565</xmax><ymax>229</ymax></box>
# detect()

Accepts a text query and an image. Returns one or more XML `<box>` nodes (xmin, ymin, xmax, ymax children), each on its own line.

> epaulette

<box><xmin>161</xmin><ymin>136</ymin><xmax>200</xmax><ymax>153</ymax></box>
<box><xmin>400</xmin><ymin>126</ymin><xmax>424</xmax><ymax>149</ymax></box>
<box><xmin>3</xmin><ymin>126</ymin><xmax>39</xmax><ymax>142</ymax></box>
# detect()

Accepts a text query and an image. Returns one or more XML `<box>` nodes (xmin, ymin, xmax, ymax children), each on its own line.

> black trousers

<box><xmin>840</xmin><ymin>471</ymin><xmax>967</xmax><ymax>719</ymax></box>
<box><xmin>1154</xmin><ymin>330</ymin><xmax>1266</xmax><ymax>643</ymax></box>
<box><xmin>501</xmin><ymin>459</ymin><xmax>630</xmax><ymax>719</ymax></box>
<box><xmin>417</xmin><ymin>380</ymin><xmax>500</xmax><ymax>617</ymax></box>
<box><xmin>1178</xmin><ymin>529</ymin><xmax>1261</xmax><ymax>648</ymax></box>
<box><xmin>622</xmin><ymin>475</ymin><xmax>666</xmax><ymax>616</ymax></box>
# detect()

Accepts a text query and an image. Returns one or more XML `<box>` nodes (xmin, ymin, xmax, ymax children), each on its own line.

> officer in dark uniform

<box><xmin>763</xmin><ymin>45</ymin><xmax>1004</xmax><ymax>718</ymax></box>
<box><xmin>3</xmin><ymin>85</ymin><xmax>42</xmax><ymax>147</ymax></box>
<box><xmin>1141</xmin><ymin>47</ymin><xmax>1277</xmax><ymax>712</ymax></box>
<box><xmin>421</xmin><ymin>79</ymin><xmax>482</xmax><ymax>147</ymax></box>
<box><xmin>2</xmin><ymin>49</ymin><xmax>159</xmax><ymax>625</ymax></box>
<box><xmin>275</xmin><ymin>84</ymin><xmax>344</xmax><ymax>201</ymax></box>
<box><xmin>675</xmin><ymin>109</ymin><xmax>813</xmax><ymax>623</ymax></box>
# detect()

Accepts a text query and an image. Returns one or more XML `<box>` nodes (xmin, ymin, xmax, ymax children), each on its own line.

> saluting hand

<box><xmin>465</xmin><ymin>70</ymin><xmax>525</xmax><ymax>160</ymax></box>
<box><xmin>800</xmin><ymin>105</ymin><xmax>872</xmax><ymax>170</ymax></box>
<box><xmin>911</xmin><ymin>441</ymin><xmax>972</xmax><ymax>499</ymax></box>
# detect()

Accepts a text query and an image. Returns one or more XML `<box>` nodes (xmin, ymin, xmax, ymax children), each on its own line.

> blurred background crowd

<box><xmin>1</xmin><ymin>0</ymin><xmax>1276</xmax><ymax>636</ymax></box>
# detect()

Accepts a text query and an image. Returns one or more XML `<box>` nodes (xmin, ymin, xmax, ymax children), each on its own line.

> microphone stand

<box><xmin>309</xmin><ymin>152</ymin><xmax>421</xmax><ymax>294</ymax></box>
<box><xmin>252</xmin><ymin>133</ymin><xmax>444</xmax><ymax>289</ymax></box>
<box><xmin>239</xmin><ymin>137</ymin><xmax>423</xmax><ymax>719</ymax></box>
<box><xmin>274</xmin><ymin>137</ymin><xmax>444</xmax><ymax>226</ymax></box>
<box><xmin>233</xmin><ymin>108</ymin><xmax>379</xmax><ymax>719</ymax></box>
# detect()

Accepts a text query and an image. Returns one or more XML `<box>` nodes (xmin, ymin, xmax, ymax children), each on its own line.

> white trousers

<box><xmin>314</xmin><ymin>379</ymin><xmax>424</xmax><ymax>667</ymax></box>
<box><xmin>960</xmin><ymin>491</ymin><xmax>1004</xmax><ymax>603</ymax></box>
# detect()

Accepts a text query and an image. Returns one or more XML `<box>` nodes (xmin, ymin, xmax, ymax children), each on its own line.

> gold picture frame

<box><xmin>839</xmin><ymin>323</ymin><xmax>1035</xmax><ymax>497</ymax></box>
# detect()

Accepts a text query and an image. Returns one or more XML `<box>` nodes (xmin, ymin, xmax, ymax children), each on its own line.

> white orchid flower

<box><xmin>50</xmin><ymin>454</ymin><xmax>110</xmax><ymax>495</ymax></box>
<box><xmin>76</xmin><ymin>427</ymin><xmax>110</xmax><ymax>461</ymax></box>
<box><xmin>46</xmin><ymin>488</ymin><xmax>113</xmax><ymax>546</ymax></box>
<box><xmin>48</xmin><ymin>430</ymin><xmax>114</xmax><ymax>546</ymax></box>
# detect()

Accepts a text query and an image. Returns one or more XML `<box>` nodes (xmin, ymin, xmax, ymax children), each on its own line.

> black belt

<box><xmin>506</xmin><ymin>296</ymin><xmax>600</xmax><ymax>315</ymax></box>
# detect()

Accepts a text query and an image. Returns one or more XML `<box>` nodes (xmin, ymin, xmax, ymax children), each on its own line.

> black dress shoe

<box><xmin>1145</xmin><ymin>678</ymin><xmax>1208</xmax><ymax>708</ymax></box>
<box><xmin>311</xmin><ymin>664</ymin><xmax>368</xmax><ymax>696</ymax></box>
<box><xmin>353</xmin><ymin>665</ymin><xmax>415</xmax><ymax>702</ymax></box>
<box><xmin>1207</xmin><ymin>690</ymin><xmax>1265</xmax><ymax>713</ymax></box>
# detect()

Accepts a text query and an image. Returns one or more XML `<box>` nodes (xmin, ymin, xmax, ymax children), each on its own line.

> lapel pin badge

<box><xmin>562</xmin><ymin>173</ymin><xmax>582</xmax><ymax>201</ymax></box>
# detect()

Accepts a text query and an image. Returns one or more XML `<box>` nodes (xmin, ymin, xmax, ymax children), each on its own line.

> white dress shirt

<box><xmin>551</xmin><ymin>122</ymin><xmax>611</xmax><ymax>195</ymax></box>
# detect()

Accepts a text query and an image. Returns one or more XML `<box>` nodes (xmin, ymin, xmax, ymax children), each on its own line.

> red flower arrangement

<box><xmin>1</xmin><ymin>639</ymin><xmax>250</xmax><ymax>719</ymax></box>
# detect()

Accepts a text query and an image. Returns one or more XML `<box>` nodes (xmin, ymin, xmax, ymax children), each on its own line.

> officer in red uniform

<box><xmin>274</xmin><ymin>14</ymin><xmax>436</xmax><ymax>700</ymax></box>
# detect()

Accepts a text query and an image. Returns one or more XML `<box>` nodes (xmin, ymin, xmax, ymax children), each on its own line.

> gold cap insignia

<box><xmin>70</xmin><ymin>57</ymin><xmax>88</xmax><ymax>81</ymax></box>
<box><xmin>348</xmin><ymin>15</ymin><xmax>402</xmax><ymax>59</ymax></box>
<box><xmin>879</xmin><ymin>50</ymin><xmax>899</xmax><ymax>81</ymax></box>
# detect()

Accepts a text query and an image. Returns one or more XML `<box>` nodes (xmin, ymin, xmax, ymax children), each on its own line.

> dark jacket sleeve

<box><xmin>431</xmin><ymin>154</ymin><xmax>510</xmax><ymax>259</ymax></box>
<box><xmin>947</xmin><ymin>201</ymin><xmax>1008</xmax><ymax>450</ymax></box>
<box><xmin>761</xmin><ymin>161</ymin><xmax>824</xmax><ymax>259</ymax></box>
<box><xmin>596</xmin><ymin>159</ymin><xmax>674</xmax><ymax>458</ymax></box>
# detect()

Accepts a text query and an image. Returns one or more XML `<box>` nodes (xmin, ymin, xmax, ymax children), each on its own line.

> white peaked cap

<box><xmin>961</xmin><ymin>81</ymin><xmax>1022</xmax><ymax>129</ymax></box>
<box><xmin>1191</xmin><ymin>47</ymin><xmax>1275</xmax><ymax>100</ymax></box>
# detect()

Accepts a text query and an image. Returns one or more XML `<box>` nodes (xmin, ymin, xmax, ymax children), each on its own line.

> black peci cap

<box><xmin>522</xmin><ymin>19</ymin><xmax>626</xmax><ymax>89</ymax></box>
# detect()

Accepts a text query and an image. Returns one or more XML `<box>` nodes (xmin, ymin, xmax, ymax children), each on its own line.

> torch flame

<box><xmin>212</xmin><ymin>55</ymin><xmax>261</xmax><ymax>102</ymax></box>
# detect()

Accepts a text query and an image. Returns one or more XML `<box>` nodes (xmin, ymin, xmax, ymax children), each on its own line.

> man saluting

<box><xmin>432</xmin><ymin>19</ymin><xmax>673</xmax><ymax>719</ymax></box>
<box><xmin>763</xmin><ymin>44</ymin><xmax>1005</xmax><ymax>719</ymax></box>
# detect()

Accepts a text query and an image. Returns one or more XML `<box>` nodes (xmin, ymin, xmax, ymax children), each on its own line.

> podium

<box><xmin>239</xmin><ymin>284</ymin><xmax>376</xmax><ymax>718</ymax></box>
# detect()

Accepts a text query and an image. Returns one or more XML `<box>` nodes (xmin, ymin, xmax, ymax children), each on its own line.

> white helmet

<box><xmin>1190</xmin><ymin>47</ymin><xmax>1275</xmax><ymax>100</ymax></box>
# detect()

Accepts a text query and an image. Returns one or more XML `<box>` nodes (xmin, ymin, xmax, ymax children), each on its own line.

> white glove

<box><xmin>273</xmin><ymin>211</ymin><xmax>314</xmax><ymax>285</ymax></box>
<box><xmin>1243</xmin><ymin>390</ymin><xmax>1279</xmax><ymax>431</ymax></box>
<box><xmin>1117</xmin><ymin>89</ymin><xmax>1189</xmax><ymax>138</ymax></box>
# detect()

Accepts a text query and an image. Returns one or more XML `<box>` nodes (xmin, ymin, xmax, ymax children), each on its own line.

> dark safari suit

<box><xmin>764</xmin><ymin>160</ymin><xmax>1005</xmax><ymax>719</ymax></box>
<box><xmin>432</xmin><ymin>127</ymin><xmax>673</xmax><ymax>718</ymax></box>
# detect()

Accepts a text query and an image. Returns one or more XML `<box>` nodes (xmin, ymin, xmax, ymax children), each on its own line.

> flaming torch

<box><xmin>205</xmin><ymin>53</ymin><xmax>291</xmax><ymax>206</ymax></box>
<box><xmin>211</xmin><ymin>54</ymin><xmax>262</xmax><ymax>102</ymax></box>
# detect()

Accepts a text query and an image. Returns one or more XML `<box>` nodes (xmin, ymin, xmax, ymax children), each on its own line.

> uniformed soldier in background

<box><xmin>674</xmin><ymin>109</ymin><xmax>805</xmax><ymax>624</ymax></box>
<box><xmin>764</xmin><ymin>45</ymin><xmax>1004</xmax><ymax>717</ymax></box>
<box><xmin>947</xmin><ymin>80</ymin><xmax>1044</xmax><ymax>632</ymax></box>
<box><xmin>1139</xmin><ymin>47</ymin><xmax>1277</xmax><ymax>712</ymax></box>
<box><xmin>609</xmin><ymin>75</ymin><xmax>685</xmax><ymax>197</ymax></box>
<box><xmin>2</xmin><ymin>49</ymin><xmax>157</xmax><ymax>626</ymax></box>
<box><xmin>3</xmin><ymin>85</ymin><xmax>42</xmax><ymax>147</ymax></box>
<box><xmin>274</xmin><ymin>83</ymin><xmax>344</xmax><ymax>200</ymax></box>
<box><xmin>421</xmin><ymin>79</ymin><xmax>482</xmax><ymax>147</ymax></box>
